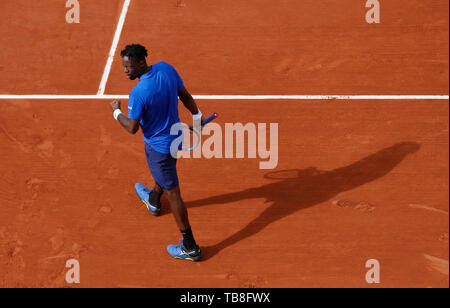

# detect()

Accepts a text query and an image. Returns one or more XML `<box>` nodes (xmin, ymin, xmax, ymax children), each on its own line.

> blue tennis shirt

<box><xmin>128</xmin><ymin>62</ymin><xmax>184</xmax><ymax>154</ymax></box>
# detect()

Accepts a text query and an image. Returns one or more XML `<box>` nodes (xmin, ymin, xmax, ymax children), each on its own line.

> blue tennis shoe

<box><xmin>167</xmin><ymin>240</ymin><xmax>202</xmax><ymax>262</ymax></box>
<box><xmin>134</xmin><ymin>183</ymin><xmax>161</xmax><ymax>216</ymax></box>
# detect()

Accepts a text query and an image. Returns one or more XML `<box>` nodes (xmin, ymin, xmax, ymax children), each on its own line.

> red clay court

<box><xmin>0</xmin><ymin>0</ymin><xmax>448</xmax><ymax>288</ymax></box>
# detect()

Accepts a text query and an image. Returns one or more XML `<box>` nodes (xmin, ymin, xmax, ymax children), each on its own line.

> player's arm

<box><xmin>178</xmin><ymin>86</ymin><xmax>203</xmax><ymax>119</ymax></box>
<box><xmin>110</xmin><ymin>100</ymin><xmax>140</xmax><ymax>135</ymax></box>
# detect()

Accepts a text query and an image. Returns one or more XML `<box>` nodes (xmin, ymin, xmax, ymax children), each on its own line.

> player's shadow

<box><xmin>184</xmin><ymin>142</ymin><xmax>420</xmax><ymax>261</ymax></box>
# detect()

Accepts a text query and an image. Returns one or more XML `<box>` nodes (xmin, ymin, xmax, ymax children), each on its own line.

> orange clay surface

<box><xmin>0</xmin><ymin>0</ymin><xmax>448</xmax><ymax>287</ymax></box>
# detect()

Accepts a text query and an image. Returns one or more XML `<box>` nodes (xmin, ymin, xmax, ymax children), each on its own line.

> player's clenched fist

<box><xmin>110</xmin><ymin>100</ymin><xmax>121</xmax><ymax>111</ymax></box>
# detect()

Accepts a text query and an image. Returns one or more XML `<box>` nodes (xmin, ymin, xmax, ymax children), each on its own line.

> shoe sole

<box><xmin>173</xmin><ymin>254</ymin><xmax>202</xmax><ymax>262</ymax></box>
<box><xmin>171</xmin><ymin>249</ymin><xmax>202</xmax><ymax>262</ymax></box>
<box><xmin>140</xmin><ymin>199</ymin><xmax>161</xmax><ymax>216</ymax></box>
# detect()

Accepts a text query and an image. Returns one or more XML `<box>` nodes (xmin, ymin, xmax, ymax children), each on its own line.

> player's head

<box><xmin>120</xmin><ymin>44</ymin><xmax>149</xmax><ymax>80</ymax></box>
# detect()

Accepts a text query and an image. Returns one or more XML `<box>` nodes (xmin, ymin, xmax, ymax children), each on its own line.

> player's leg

<box><xmin>154</xmin><ymin>183</ymin><xmax>163</xmax><ymax>193</ymax></box>
<box><xmin>156</xmin><ymin>155</ymin><xmax>201</xmax><ymax>261</ymax></box>
<box><xmin>142</xmin><ymin>143</ymin><xmax>201</xmax><ymax>260</ymax></box>
<box><xmin>165</xmin><ymin>186</ymin><xmax>202</xmax><ymax>261</ymax></box>
<box><xmin>164</xmin><ymin>186</ymin><xmax>190</xmax><ymax>230</ymax></box>
<box><xmin>149</xmin><ymin>183</ymin><xmax>163</xmax><ymax>205</ymax></box>
<box><xmin>135</xmin><ymin>145</ymin><xmax>165</xmax><ymax>216</ymax></box>
<box><xmin>164</xmin><ymin>187</ymin><xmax>200</xmax><ymax>254</ymax></box>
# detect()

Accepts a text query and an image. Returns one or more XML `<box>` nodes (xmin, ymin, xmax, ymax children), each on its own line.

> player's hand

<box><xmin>110</xmin><ymin>100</ymin><xmax>121</xmax><ymax>111</ymax></box>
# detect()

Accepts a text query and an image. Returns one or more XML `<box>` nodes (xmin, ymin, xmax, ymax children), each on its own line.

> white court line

<box><xmin>194</xmin><ymin>95</ymin><xmax>450</xmax><ymax>100</ymax></box>
<box><xmin>3</xmin><ymin>0</ymin><xmax>449</xmax><ymax>103</ymax></box>
<box><xmin>0</xmin><ymin>95</ymin><xmax>448</xmax><ymax>100</ymax></box>
<box><xmin>97</xmin><ymin>0</ymin><xmax>131</xmax><ymax>95</ymax></box>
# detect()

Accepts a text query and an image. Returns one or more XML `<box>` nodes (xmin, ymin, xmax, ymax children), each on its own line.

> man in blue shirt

<box><xmin>109</xmin><ymin>44</ymin><xmax>203</xmax><ymax>261</ymax></box>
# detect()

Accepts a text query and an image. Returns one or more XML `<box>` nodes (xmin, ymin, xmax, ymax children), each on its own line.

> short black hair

<box><xmin>120</xmin><ymin>44</ymin><xmax>148</xmax><ymax>61</ymax></box>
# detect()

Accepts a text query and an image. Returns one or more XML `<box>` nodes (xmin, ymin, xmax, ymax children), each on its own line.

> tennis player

<box><xmin>109</xmin><ymin>44</ymin><xmax>202</xmax><ymax>261</ymax></box>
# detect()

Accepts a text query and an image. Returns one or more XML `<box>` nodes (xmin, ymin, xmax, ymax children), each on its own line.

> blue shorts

<box><xmin>145</xmin><ymin>143</ymin><xmax>179</xmax><ymax>190</ymax></box>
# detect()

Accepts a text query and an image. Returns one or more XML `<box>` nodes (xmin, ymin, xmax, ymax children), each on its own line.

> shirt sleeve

<box><xmin>128</xmin><ymin>91</ymin><xmax>144</xmax><ymax>121</ymax></box>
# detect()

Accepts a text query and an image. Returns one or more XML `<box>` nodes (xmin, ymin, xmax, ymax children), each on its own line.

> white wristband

<box><xmin>113</xmin><ymin>109</ymin><xmax>123</xmax><ymax>120</ymax></box>
<box><xmin>192</xmin><ymin>109</ymin><xmax>202</xmax><ymax>121</ymax></box>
